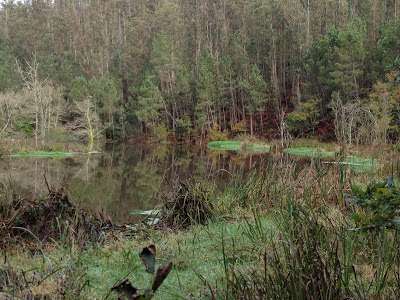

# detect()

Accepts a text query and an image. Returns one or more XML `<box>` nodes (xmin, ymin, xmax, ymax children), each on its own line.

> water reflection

<box><xmin>0</xmin><ymin>144</ymin><xmax>268</xmax><ymax>223</ymax></box>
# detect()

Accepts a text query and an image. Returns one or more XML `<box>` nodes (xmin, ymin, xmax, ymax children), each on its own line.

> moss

<box><xmin>327</xmin><ymin>156</ymin><xmax>378</xmax><ymax>172</ymax></box>
<box><xmin>283</xmin><ymin>147</ymin><xmax>335</xmax><ymax>157</ymax></box>
<box><xmin>207</xmin><ymin>140</ymin><xmax>269</xmax><ymax>152</ymax></box>
<box><xmin>9</xmin><ymin>150</ymin><xmax>76</xmax><ymax>158</ymax></box>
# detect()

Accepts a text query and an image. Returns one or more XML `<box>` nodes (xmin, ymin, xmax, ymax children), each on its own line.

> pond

<box><xmin>0</xmin><ymin>143</ymin><xmax>268</xmax><ymax>224</ymax></box>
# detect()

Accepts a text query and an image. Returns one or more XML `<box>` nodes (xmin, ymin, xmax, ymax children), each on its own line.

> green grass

<box><xmin>8</xmin><ymin>150</ymin><xmax>101</xmax><ymax>158</ymax></box>
<box><xmin>283</xmin><ymin>147</ymin><xmax>335</xmax><ymax>157</ymax></box>
<box><xmin>207</xmin><ymin>140</ymin><xmax>269</xmax><ymax>152</ymax></box>
<box><xmin>9</xmin><ymin>150</ymin><xmax>76</xmax><ymax>158</ymax></box>
<box><xmin>2</xmin><ymin>216</ymin><xmax>275</xmax><ymax>299</ymax></box>
<box><xmin>323</xmin><ymin>156</ymin><xmax>378</xmax><ymax>172</ymax></box>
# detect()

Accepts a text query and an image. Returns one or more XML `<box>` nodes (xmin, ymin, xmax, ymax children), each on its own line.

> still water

<box><xmin>1</xmin><ymin>144</ymin><xmax>267</xmax><ymax>223</ymax></box>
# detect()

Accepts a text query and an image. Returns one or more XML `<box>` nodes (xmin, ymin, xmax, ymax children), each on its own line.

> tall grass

<box><xmin>200</xmin><ymin>152</ymin><xmax>400</xmax><ymax>299</ymax></box>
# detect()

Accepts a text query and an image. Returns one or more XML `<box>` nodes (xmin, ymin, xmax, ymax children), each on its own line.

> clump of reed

<box><xmin>157</xmin><ymin>180</ymin><xmax>218</xmax><ymax>229</ymax></box>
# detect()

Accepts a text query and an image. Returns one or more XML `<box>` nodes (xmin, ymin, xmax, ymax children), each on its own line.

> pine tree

<box><xmin>136</xmin><ymin>73</ymin><xmax>163</xmax><ymax>134</ymax></box>
<box><xmin>240</xmin><ymin>64</ymin><xmax>269</xmax><ymax>136</ymax></box>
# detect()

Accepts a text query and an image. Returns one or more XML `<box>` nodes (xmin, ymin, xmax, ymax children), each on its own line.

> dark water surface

<box><xmin>1</xmin><ymin>144</ymin><xmax>267</xmax><ymax>223</ymax></box>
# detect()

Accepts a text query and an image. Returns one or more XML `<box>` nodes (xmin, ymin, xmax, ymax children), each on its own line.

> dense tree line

<box><xmin>0</xmin><ymin>0</ymin><xmax>399</xmax><ymax>144</ymax></box>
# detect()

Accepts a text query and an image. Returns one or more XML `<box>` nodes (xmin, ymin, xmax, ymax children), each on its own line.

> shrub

<box><xmin>46</xmin><ymin>126</ymin><xmax>70</xmax><ymax>142</ymax></box>
<box><xmin>231</xmin><ymin>121</ymin><xmax>247</xmax><ymax>137</ymax></box>
<box><xmin>154</xmin><ymin>122</ymin><xmax>169</xmax><ymax>142</ymax></box>
<box><xmin>347</xmin><ymin>176</ymin><xmax>400</xmax><ymax>230</ymax></box>
<box><xmin>209</xmin><ymin>123</ymin><xmax>229</xmax><ymax>141</ymax></box>
<box><xmin>158</xmin><ymin>181</ymin><xmax>218</xmax><ymax>229</ymax></box>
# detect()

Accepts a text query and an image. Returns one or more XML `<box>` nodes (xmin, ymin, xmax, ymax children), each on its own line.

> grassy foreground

<box><xmin>1</xmin><ymin>149</ymin><xmax>400</xmax><ymax>299</ymax></box>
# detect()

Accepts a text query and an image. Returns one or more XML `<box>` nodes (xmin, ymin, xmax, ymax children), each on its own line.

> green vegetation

<box><xmin>9</xmin><ymin>150</ymin><xmax>76</xmax><ymax>158</ymax></box>
<box><xmin>283</xmin><ymin>147</ymin><xmax>335</xmax><ymax>157</ymax></box>
<box><xmin>283</xmin><ymin>147</ymin><xmax>378</xmax><ymax>171</ymax></box>
<box><xmin>343</xmin><ymin>156</ymin><xmax>378</xmax><ymax>172</ymax></box>
<box><xmin>2</xmin><ymin>149</ymin><xmax>400</xmax><ymax>298</ymax></box>
<box><xmin>208</xmin><ymin>140</ymin><xmax>270</xmax><ymax>152</ymax></box>
<box><xmin>348</xmin><ymin>176</ymin><xmax>400</xmax><ymax>230</ymax></box>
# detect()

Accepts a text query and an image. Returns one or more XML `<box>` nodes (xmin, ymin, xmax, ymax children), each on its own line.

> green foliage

<box><xmin>13</xmin><ymin>117</ymin><xmax>35</xmax><ymax>137</ymax></box>
<box><xmin>151</xmin><ymin>30</ymin><xmax>182</xmax><ymax>84</ymax></box>
<box><xmin>136</xmin><ymin>73</ymin><xmax>163</xmax><ymax>132</ymax></box>
<box><xmin>374</xmin><ymin>19</ymin><xmax>400</xmax><ymax>78</ymax></box>
<box><xmin>174</xmin><ymin>117</ymin><xmax>192</xmax><ymax>141</ymax></box>
<box><xmin>195</xmin><ymin>50</ymin><xmax>217</xmax><ymax>132</ymax></box>
<box><xmin>209</xmin><ymin>123</ymin><xmax>229</xmax><ymax>142</ymax></box>
<box><xmin>69</xmin><ymin>76</ymin><xmax>90</xmax><ymax>103</ymax></box>
<box><xmin>0</xmin><ymin>47</ymin><xmax>20</xmax><ymax>92</ymax></box>
<box><xmin>240</xmin><ymin>64</ymin><xmax>269</xmax><ymax>116</ymax></box>
<box><xmin>347</xmin><ymin>177</ymin><xmax>400</xmax><ymax>230</ymax></box>
<box><xmin>154</xmin><ymin>122</ymin><xmax>169</xmax><ymax>142</ymax></box>
<box><xmin>283</xmin><ymin>147</ymin><xmax>334</xmax><ymax>157</ymax></box>
<box><xmin>1</xmin><ymin>0</ymin><xmax>400</xmax><ymax>141</ymax></box>
<box><xmin>286</xmin><ymin>98</ymin><xmax>321</xmax><ymax>135</ymax></box>
<box><xmin>231</xmin><ymin>121</ymin><xmax>247</xmax><ymax>137</ymax></box>
<box><xmin>240</xmin><ymin>64</ymin><xmax>269</xmax><ymax>135</ymax></box>
<box><xmin>306</xmin><ymin>19</ymin><xmax>367</xmax><ymax>100</ymax></box>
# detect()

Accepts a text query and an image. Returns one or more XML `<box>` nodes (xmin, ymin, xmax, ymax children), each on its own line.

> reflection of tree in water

<box><xmin>1</xmin><ymin>144</ymin><xmax>270</xmax><ymax>223</ymax></box>
<box><xmin>133</xmin><ymin>161</ymin><xmax>162</xmax><ymax>204</ymax></box>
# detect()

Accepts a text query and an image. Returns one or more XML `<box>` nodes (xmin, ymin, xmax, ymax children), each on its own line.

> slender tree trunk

<box><xmin>86</xmin><ymin>107</ymin><xmax>94</xmax><ymax>152</ymax></box>
<box><xmin>250</xmin><ymin>114</ymin><xmax>253</xmax><ymax>137</ymax></box>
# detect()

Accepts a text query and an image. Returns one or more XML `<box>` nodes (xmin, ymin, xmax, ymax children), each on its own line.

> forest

<box><xmin>0</xmin><ymin>0</ymin><xmax>399</xmax><ymax>145</ymax></box>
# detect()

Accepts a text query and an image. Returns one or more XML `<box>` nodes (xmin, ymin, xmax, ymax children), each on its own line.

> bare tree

<box><xmin>0</xmin><ymin>92</ymin><xmax>14</xmax><ymax>136</ymax></box>
<box><xmin>330</xmin><ymin>93</ymin><xmax>363</xmax><ymax>145</ymax></box>
<box><xmin>16</xmin><ymin>55</ymin><xmax>63</xmax><ymax>146</ymax></box>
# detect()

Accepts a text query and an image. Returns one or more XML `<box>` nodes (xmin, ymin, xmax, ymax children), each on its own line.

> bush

<box><xmin>209</xmin><ymin>123</ymin><xmax>229</xmax><ymax>141</ymax></box>
<box><xmin>13</xmin><ymin>117</ymin><xmax>35</xmax><ymax>137</ymax></box>
<box><xmin>347</xmin><ymin>176</ymin><xmax>400</xmax><ymax>230</ymax></box>
<box><xmin>231</xmin><ymin>121</ymin><xmax>247</xmax><ymax>137</ymax></box>
<box><xmin>154</xmin><ymin>122</ymin><xmax>169</xmax><ymax>142</ymax></box>
<box><xmin>158</xmin><ymin>181</ymin><xmax>218</xmax><ymax>229</ymax></box>
<box><xmin>46</xmin><ymin>126</ymin><xmax>70</xmax><ymax>142</ymax></box>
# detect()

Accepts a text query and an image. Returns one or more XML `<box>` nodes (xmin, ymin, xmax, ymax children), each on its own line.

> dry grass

<box><xmin>0</xmin><ymin>185</ymin><xmax>104</xmax><ymax>250</ymax></box>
